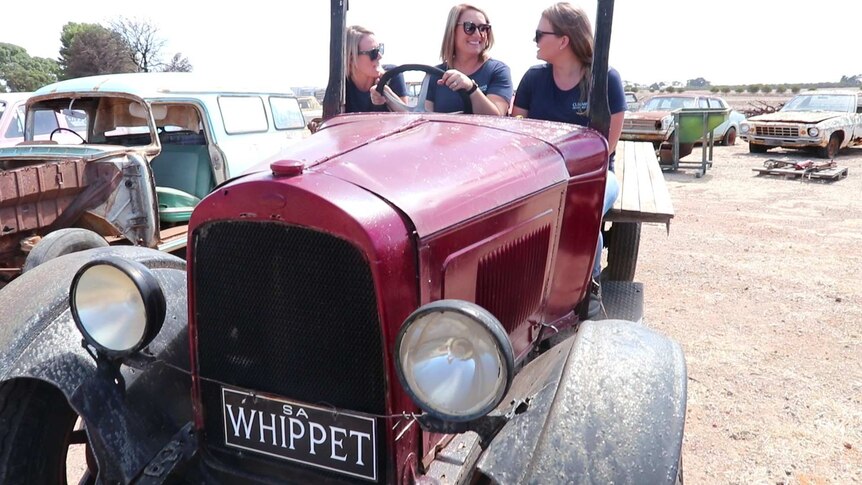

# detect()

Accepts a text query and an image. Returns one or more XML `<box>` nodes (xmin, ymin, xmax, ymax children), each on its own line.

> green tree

<box><xmin>0</xmin><ymin>43</ymin><xmax>59</xmax><ymax>91</ymax></box>
<box><xmin>747</xmin><ymin>84</ymin><xmax>761</xmax><ymax>93</ymax></box>
<box><xmin>761</xmin><ymin>85</ymin><xmax>773</xmax><ymax>94</ymax></box>
<box><xmin>776</xmin><ymin>86</ymin><xmax>787</xmax><ymax>94</ymax></box>
<box><xmin>710</xmin><ymin>87</ymin><xmax>719</xmax><ymax>93</ymax></box>
<box><xmin>62</xmin><ymin>25</ymin><xmax>137</xmax><ymax>79</ymax></box>
<box><xmin>721</xmin><ymin>87</ymin><xmax>731</xmax><ymax>94</ymax></box>
<box><xmin>734</xmin><ymin>86</ymin><xmax>745</xmax><ymax>93</ymax></box>
<box><xmin>791</xmin><ymin>86</ymin><xmax>801</xmax><ymax>93</ymax></box>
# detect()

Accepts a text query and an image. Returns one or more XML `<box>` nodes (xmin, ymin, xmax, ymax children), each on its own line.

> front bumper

<box><xmin>740</xmin><ymin>134</ymin><xmax>826</xmax><ymax>148</ymax></box>
<box><xmin>620</xmin><ymin>130</ymin><xmax>671</xmax><ymax>143</ymax></box>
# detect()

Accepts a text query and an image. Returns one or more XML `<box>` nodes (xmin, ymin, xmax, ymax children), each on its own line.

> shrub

<box><xmin>761</xmin><ymin>85</ymin><xmax>773</xmax><ymax>94</ymax></box>
<box><xmin>710</xmin><ymin>87</ymin><xmax>719</xmax><ymax>93</ymax></box>
<box><xmin>747</xmin><ymin>84</ymin><xmax>761</xmax><ymax>93</ymax></box>
<box><xmin>734</xmin><ymin>86</ymin><xmax>745</xmax><ymax>93</ymax></box>
<box><xmin>721</xmin><ymin>87</ymin><xmax>731</xmax><ymax>94</ymax></box>
<box><xmin>776</xmin><ymin>86</ymin><xmax>787</xmax><ymax>94</ymax></box>
<box><xmin>791</xmin><ymin>86</ymin><xmax>801</xmax><ymax>93</ymax></box>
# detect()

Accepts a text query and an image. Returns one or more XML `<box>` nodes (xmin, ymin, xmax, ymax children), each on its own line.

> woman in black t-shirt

<box><xmin>344</xmin><ymin>25</ymin><xmax>408</xmax><ymax>113</ymax></box>
<box><xmin>512</xmin><ymin>2</ymin><xmax>627</xmax><ymax>320</ymax></box>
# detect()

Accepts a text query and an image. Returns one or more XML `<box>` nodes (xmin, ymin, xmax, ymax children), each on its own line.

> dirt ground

<box><xmin>635</xmin><ymin>140</ymin><xmax>862</xmax><ymax>484</ymax></box>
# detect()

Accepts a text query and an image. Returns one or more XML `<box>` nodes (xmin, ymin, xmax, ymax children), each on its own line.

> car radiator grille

<box><xmin>756</xmin><ymin>126</ymin><xmax>797</xmax><ymax>137</ymax></box>
<box><xmin>623</xmin><ymin>119</ymin><xmax>658</xmax><ymax>130</ymax></box>
<box><xmin>192</xmin><ymin>221</ymin><xmax>387</xmax><ymax>472</ymax></box>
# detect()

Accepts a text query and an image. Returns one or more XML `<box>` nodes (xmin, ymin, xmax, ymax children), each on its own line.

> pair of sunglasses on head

<box><xmin>358</xmin><ymin>43</ymin><xmax>385</xmax><ymax>61</ymax></box>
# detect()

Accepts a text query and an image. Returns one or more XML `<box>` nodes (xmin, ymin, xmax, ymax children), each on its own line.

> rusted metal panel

<box><xmin>0</xmin><ymin>159</ymin><xmax>87</xmax><ymax>236</ymax></box>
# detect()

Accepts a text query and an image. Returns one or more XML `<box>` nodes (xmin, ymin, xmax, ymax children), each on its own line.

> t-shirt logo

<box><xmin>571</xmin><ymin>101</ymin><xmax>588</xmax><ymax>111</ymax></box>
<box><xmin>480</xmin><ymin>84</ymin><xmax>488</xmax><ymax>93</ymax></box>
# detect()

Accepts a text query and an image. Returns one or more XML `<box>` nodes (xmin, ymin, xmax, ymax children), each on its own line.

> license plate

<box><xmin>222</xmin><ymin>387</ymin><xmax>378</xmax><ymax>481</ymax></box>
<box><xmin>765</xmin><ymin>138</ymin><xmax>784</xmax><ymax>145</ymax></box>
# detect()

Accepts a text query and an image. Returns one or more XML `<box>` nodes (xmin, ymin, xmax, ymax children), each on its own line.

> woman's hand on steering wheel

<box><xmin>376</xmin><ymin>64</ymin><xmax>473</xmax><ymax>114</ymax></box>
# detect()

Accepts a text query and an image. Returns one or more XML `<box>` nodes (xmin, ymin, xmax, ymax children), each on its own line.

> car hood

<box><xmin>625</xmin><ymin>110</ymin><xmax>672</xmax><ymax>121</ymax></box>
<box><xmin>749</xmin><ymin>111</ymin><xmax>845</xmax><ymax>124</ymax></box>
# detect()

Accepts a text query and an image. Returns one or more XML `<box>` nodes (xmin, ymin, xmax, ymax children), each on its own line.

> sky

<box><xmin>4</xmin><ymin>0</ymin><xmax>860</xmax><ymax>90</ymax></box>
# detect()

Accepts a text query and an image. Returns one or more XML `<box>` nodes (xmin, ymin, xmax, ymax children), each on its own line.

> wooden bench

<box><xmin>602</xmin><ymin>140</ymin><xmax>675</xmax><ymax>281</ymax></box>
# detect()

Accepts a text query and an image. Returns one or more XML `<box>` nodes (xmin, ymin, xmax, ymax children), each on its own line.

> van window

<box><xmin>4</xmin><ymin>107</ymin><xmax>24</xmax><ymax>138</ymax></box>
<box><xmin>218</xmin><ymin>96</ymin><xmax>268</xmax><ymax>134</ymax></box>
<box><xmin>270</xmin><ymin>97</ymin><xmax>305</xmax><ymax>130</ymax></box>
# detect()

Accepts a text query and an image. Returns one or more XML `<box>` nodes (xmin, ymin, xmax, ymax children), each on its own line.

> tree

<box><xmin>721</xmin><ymin>87</ymin><xmax>731</xmax><ymax>94</ymax></box>
<box><xmin>776</xmin><ymin>86</ymin><xmax>787</xmax><ymax>94</ymax></box>
<box><xmin>734</xmin><ymin>86</ymin><xmax>745</xmax><ymax>94</ymax></box>
<box><xmin>747</xmin><ymin>84</ymin><xmax>761</xmax><ymax>94</ymax></box>
<box><xmin>686</xmin><ymin>77</ymin><xmax>710</xmax><ymax>88</ymax></box>
<box><xmin>162</xmin><ymin>52</ymin><xmax>193</xmax><ymax>72</ymax></box>
<box><xmin>791</xmin><ymin>86</ymin><xmax>801</xmax><ymax>94</ymax></box>
<box><xmin>63</xmin><ymin>26</ymin><xmax>137</xmax><ymax>79</ymax></box>
<box><xmin>0</xmin><ymin>43</ymin><xmax>59</xmax><ymax>91</ymax></box>
<box><xmin>110</xmin><ymin>17</ymin><xmax>166</xmax><ymax>72</ymax></box>
<box><xmin>761</xmin><ymin>85</ymin><xmax>773</xmax><ymax>94</ymax></box>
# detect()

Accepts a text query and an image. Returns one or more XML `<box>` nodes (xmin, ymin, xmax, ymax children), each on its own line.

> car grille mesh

<box><xmin>193</xmin><ymin>221</ymin><xmax>386</xmax><ymax>416</ymax></box>
<box><xmin>756</xmin><ymin>126</ymin><xmax>797</xmax><ymax>137</ymax></box>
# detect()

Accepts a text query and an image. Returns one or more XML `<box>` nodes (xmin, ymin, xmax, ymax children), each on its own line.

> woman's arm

<box><xmin>439</xmin><ymin>70</ymin><xmax>507</xmax><ymax>116</ymax></box>
<box><xmin>608</xmin><ymin>111</ymin><xmax>624</xmax><ymax>154</ymax></box>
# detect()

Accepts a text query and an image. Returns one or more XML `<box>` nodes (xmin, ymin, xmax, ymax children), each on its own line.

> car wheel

<box><xmin>749</xmin><ymin>143</ymin><xmax>768</xmax><ymax>154</ymax></box>
<box><xmin>818</xmin><ymin>133</ymin><xmax>841</xmax><ymax>159</ymax></box>
<box><xmin>604</xmin><ymin>222</ymin><xmax>641</xmax><ymax>282</ymax></box>
<box><xmin>722</xmin><ymin>127</ymin><xmax>737</xmax><ymax>146</ymax></box>
<box><xmin>0</xmin><ymin>379</ymin><xmax>95</xmax><ymax>484</ymax></box>
<box><xmin>22</xmin><ymin>228</ymin><xmax>109</xmax><ymax>273</ymax></box>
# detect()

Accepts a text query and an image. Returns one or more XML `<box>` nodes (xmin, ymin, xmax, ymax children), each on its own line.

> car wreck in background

<box><xmin>0</xmin><ymin>73</ymin><xmax>307</xmax><ymax>286</ymax></box>
<box><xmin>740</xmin><ymin>91</ymin><xmax>862</xmax><ymax>158</ymax></box>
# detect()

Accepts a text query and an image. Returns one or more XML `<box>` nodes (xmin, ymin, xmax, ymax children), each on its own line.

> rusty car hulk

<box><xmin>0</xmin><ymin>0</ymin><xmax>686</xmax><ymax>483</ymax></box>
<box><xmin>740</xmin><ymin>91</ymin><xmax>862</xmax><ymax>158</ymax></box>
<box><xmin>0</xmin><ymin>74</ymin><xmax>308</xmax><ymax>288</ymax></box>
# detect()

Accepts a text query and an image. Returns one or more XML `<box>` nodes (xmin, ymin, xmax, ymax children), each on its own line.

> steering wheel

<box><xmin>49</xmin><ymin>127</ymin><xmax>86</xmax><ymax>143</ymax></box>
<box><xmin>376</xmin><ymin>64</ymin><xmax>473</xmax><ymax>115</ymax></box>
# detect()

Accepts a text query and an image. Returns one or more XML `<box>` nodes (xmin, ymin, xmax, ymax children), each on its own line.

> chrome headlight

<box><xmin>395</xmin><ymin>300</ymin><xmax>514</xmax><ymax>422</ymax></box>
<box><xmin>740</xmin><ymin>123</ymin><xmax>751</xmax><ymax>134</ymax></box>
<box><xmin>807</xmin><ymin>127</ymin><xmax>819</xmax><ymax>137</ymax></box>
<box><xmin>70</xmin><ymin>257</ymin><xmax>166</xmax><ymax>359</ymax></box>
<box><xmin>660</xmin><ymin>116</ymin><xmax>673</xmax><ymax>130</ymax></box>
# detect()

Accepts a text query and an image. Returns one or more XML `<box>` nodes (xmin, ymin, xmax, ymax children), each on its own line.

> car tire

<box><xmin>0</xmin><ymin>379</ymin><xmax>83</xmax><ymax>484</ymax></box>
<box><xmin>22</xmin><ymin>228</ymin><xmax>109</xmax><ymax>273</ymax></box>
<box><xmin>818</xmin><ymin>133</ymin><xmax>841</xmax><ymax>159</ymax></box>
<box><xmin>604</xmin><ymin>222</ymin><xmax>641</xmax><ymax>282</ymax></box>
<box><xmin>722</xmin><ymin>127</ymin><xmax>737</xmax><ymax>146</ymax></box>
<box><xmin>749</xmin><ymin>143</ymin><xmax>768</xmax><ymax>154</ymax></box>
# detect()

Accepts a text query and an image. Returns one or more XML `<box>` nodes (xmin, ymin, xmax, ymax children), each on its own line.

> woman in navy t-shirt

<box><xmin>426</xmin><ymin>4</ymin><xmax>513</xmax><ymax>115</ymax></box>
<box><xmin>512</xmin><ymin>2</ymin><xmax>627</xmax><ymax>320</ymax></box>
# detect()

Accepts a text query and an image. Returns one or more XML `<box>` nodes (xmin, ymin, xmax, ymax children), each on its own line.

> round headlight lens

<box><xmin>740</xmin><ymin>123</ymin><xmax>750</xmax><ymax>134</ymax></box>
<box><xmin>396</xmin><ymin>301</ymin><xmax>514</xmax><ymax>421</ymax></box>
<box><xmin>70</xmin><ymin>258</ymin><xmax>165</xmax><ymax>357</ymax></box>
<box><xmin>807</xmin><ymin>127</ymin><xmax>819</xmax><ymax>137</ymax></box>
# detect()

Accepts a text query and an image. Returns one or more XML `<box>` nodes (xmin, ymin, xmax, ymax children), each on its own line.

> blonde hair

<box><xmin>438</xmin><ymin>4</ymin><xmax>495</xmax><ymax>65</ymax></box>
<box><xmin>346</xmin><ymin>25</ymin><xmax>374</xmax><ymax>80</ymax></box>
<box><xmin>543</xmin><ymin>2</ymin><xmax>593</xmax><ymax>104</ymax></box>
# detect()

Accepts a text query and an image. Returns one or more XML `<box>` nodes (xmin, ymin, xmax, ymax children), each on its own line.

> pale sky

<box><xmin>4</xmin><ymin>0</ymin><xmax>860</xmax><ymax>90</ymax></box>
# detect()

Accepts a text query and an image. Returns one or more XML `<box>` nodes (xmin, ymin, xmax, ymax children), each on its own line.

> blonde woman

<box><xmin>344</xmin><ymin>25</ymin><xmax>407</xmax><ymax>112</ymax></box>
<box><xmin>512</xmin><ymin>3</ymin><xmax>626</xmax><ymax>319</ymax></box>
<box><xmin>426</xmin><ymin>5</ymin><xmax>512</xmax><ymax>115</ymax></box>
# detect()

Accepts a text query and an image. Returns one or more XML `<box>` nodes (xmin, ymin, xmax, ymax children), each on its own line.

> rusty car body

<box><xmin>0</xmin><ymin>73</ymin><xmax>307</xmax><ymax>285</ymax></box>
<box><xmin>621</xmin><ymin>93</ymin><xmax>742</xmax><ymax>147</ymax></box>
<box><xmin>0</xmin><ymin>1</ymin><xmax>686</xmax><ymax>483</ymax></box>
<box><xmin>740</xmin><ymin>91</ymin><xmax>862</xmax><ymax>158</ymax></box>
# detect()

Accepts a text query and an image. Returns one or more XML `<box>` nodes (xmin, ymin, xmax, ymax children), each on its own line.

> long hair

<box><xmin>543</xmin><ymin>3</ymin><xmax>593</xmax><ymax>104</ymax></box>
<box><xmin>345</xmin><ymin>25</ymin><xmax>374</xmax><ymax>80</ymax></box>
<box><xmin>438</xmin><ymin>4</ymin><xmax>495</xmax><ymax>65</ymax></box>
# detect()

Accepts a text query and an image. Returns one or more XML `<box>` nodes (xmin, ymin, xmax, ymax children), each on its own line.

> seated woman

<box><xmin>511</xmin><ymin>2</ymin><xmax>627</xmax><ymax>320</ymax></box>
<box><xmin>425</xmin><ymin>4</ymin><xmax>512</xmax><ymax>115</ymax></box>
<box><xmin>345</xmin><ymin>25</ymin><xmax>408</xmax><ymax>112</ymax></box>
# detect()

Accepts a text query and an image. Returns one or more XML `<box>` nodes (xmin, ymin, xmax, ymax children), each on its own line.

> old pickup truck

<box><xmin>0</xmin><ymin>1</ymin><xmax>685</xmax><ymax>483</ymax></box>
<box><xmin>740</xmin><ymin>91</ymin><xmax>862</xmax><ymax>158</ymax></box>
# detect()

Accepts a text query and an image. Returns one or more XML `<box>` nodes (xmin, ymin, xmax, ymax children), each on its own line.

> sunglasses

<box><xmin>534</xmin><ymin>30</ymin><xmax>560</xmax><ymax>43</ymax></box>
<box><xmin>358</xmin><ymin>43</ymin><xmax>384</xmax><ymax>61</ymax></box>
<box><xmin>461</xmin><ymin>21</ymin><xmax>492</xmax><ymax>35</ymax></box>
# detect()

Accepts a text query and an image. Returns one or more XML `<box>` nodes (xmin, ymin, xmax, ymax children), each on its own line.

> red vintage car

<box><xmin>0</xmin><ymin>1</ymin><xmax>686</xmax><ymax>483</ymax></box>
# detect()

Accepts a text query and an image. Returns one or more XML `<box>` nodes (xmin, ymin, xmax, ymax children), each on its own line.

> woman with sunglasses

<box><xmin>511</xmin><ymin>2</ymin><xmax>627</xmax><ymax>320</ymax></box>
<box><xmin>426</xmin><ymin>4</ymin><xmax>512</xmax><ymax>115</ymax></box>
<box><xmin>345</xmin><ymin>25</ymin><xmax>408</xmax><ymax>113</ymax></box>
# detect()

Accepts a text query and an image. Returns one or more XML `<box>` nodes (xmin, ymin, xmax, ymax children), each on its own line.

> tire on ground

<box><xmin>604</xmin><ymin>222</ymin><xmax>641</xmax><ymax>282</ymax></box>
<box><xmin>0</xmin><ymin>379</ymin><xmax>77</xmax><ymax>484</ymax></box>
<box><xmin>23</xmin><ymin>228</ymin><xmax>109</xmax><ymax>273</ymax></box>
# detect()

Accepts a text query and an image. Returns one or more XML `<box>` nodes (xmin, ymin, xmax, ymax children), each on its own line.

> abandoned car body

<box><xmin>0</xmin><ymin>111</ymin><xmax>687</xmax><ymax>484</ymax></box>
<box><xmin>621</xmin><ymin>93</ymin><xmax>741</xmax><ymax>148</ymax></box>
<box><xmin>740</xmin><ymin>91</ymin><xmax>862</xmax><ymax>158</ymax></box>
<box><xmin>0</xmin><ymin>73</ymin><xmax>307</xmax><ymax>285</ymax></box>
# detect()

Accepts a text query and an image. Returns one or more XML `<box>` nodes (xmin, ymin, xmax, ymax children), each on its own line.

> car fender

<box><xmin>0</xmin><ymin>246</ymin><xmax>192</xmax><ymax>483</ymax></box>
<box><xmin>476</xmin><ymin>320</ymin><xmax>686</xmax><ymax>484</ymax></box>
